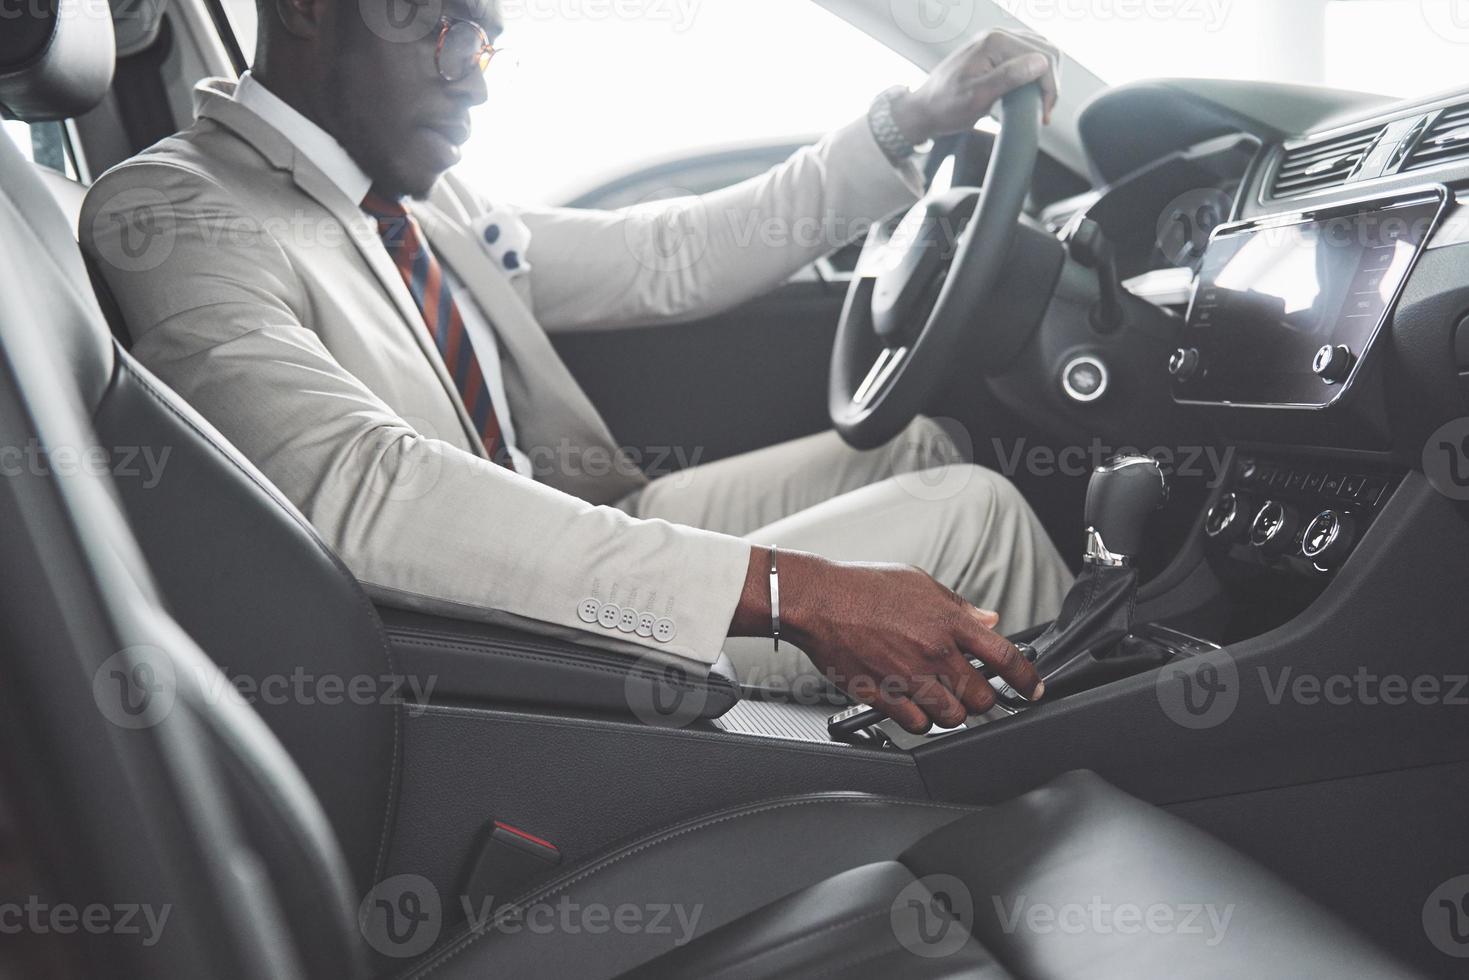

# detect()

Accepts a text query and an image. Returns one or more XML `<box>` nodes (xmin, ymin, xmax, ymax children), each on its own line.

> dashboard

<box><xmin>1050</xmin><ymin>79</ymin><xmax>1469</xmax><ymax>460</ymax></box>
<box><xmin>1002</xmin><ymin>79</ymin><xmax>1469</xmax><ymax>592</ymax></box>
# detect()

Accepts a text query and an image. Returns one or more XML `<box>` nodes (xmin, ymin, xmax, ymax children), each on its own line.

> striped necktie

<box><xmin>362</xmin><ymin>190</ymin><xmax>513</xmax><ymax>469</ymax></box>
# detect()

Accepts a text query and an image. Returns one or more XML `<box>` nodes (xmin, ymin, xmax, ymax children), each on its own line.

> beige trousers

<box><xmin>619</xmin><ymin>418</ymin><xmax>1074</xmax><ymax>688</ymax></box>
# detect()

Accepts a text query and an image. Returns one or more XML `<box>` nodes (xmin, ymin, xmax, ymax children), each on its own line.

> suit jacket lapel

<box><xmin>413</xmin><ymin>200</ymin><xmax>648</xmax><ymax>503</ymax></box>
<box><xmin>193</xmin><ymin>81</ymin><xmax>488</xmax><ymax>456</ymax></box>
<box><xmin>190</xmin><ymin>80</ymin><xmax>645</xmax><ymax>498</ymax></box>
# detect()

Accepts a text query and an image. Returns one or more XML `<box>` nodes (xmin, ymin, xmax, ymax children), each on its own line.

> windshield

<box><xmin>996</xmin><ymin>0</ymin><xmax>1466</xmax><ymax>100</ymax></box>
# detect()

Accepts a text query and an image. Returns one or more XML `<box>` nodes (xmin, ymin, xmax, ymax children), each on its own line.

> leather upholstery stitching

<box><xmin>107</xmin><ymin>353</ymin><xmax>403</xmax><ymax>885</ymax></box>
<box><xmin>403</xmin><ymin>794</ymin><xmax>974</xmax><ymax>978</ymax></box>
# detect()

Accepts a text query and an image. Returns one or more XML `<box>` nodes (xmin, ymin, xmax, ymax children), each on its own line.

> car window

<box><xmin>212</xmin><ymin>0</ymin><xmax>924</xmax><ymax>206</ymax></box>
<box><xmin>1000</xmin><ymin>0</ymin><xmax>1467</xmax><ymax>99</ymax></box>
<box><xmin>2</xmin><ymin>119</ymin><xmax>77</xmax><ymax>177</ymax></box>
<box><xmin>219</xmin><ymin>0</ymin><xmax>258</xmax><ymax>62</ymax></box>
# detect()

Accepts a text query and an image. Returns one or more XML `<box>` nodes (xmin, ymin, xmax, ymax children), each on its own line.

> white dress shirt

<box><xmin>233</xmin><ymin>71</ymin><xmax>534</xmax><ymax>476</ymax></box>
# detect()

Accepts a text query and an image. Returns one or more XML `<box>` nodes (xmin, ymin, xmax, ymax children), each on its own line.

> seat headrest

<box><xmin>0</xmin><ymin>0</ymin><xmax>116</xmax><ymax>122</ymax></box>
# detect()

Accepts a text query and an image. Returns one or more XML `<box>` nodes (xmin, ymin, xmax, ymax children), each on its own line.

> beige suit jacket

<box><xmin>81</xmin><ymin>78</ymin><xmax>922</xmax><ymax>664</ymax></box>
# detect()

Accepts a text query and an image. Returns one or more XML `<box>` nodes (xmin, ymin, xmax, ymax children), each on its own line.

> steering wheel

<box><xmin>829</xmin><ymin>84</ymin><xmax>1043</xmax><ymax>449</ymax></box>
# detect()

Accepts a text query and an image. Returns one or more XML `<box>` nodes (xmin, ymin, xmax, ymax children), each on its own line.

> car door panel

<box><xmin>551</xmin><ymin>276</ymin><xmax>846</xmax><ymax>470</ymax></box>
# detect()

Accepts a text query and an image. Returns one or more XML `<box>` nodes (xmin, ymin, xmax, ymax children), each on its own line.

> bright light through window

<box><xmin>2</xmin><ymin>120</ymin><xmax>35</xmax><ymax>164</ymax></box>
<box><xmin>999</xmin><ymin>0</ymin><xmax>1467</xmax><ymax>98</ymax></box>
<box><xmin>458</xmin><ymin>0</ymin><xmax>924</xmax><ymax>204</ymax></box>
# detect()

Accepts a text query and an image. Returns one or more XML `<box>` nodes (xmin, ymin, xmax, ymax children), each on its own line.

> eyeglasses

<box><xmin>434</xmin><ymin>16</ymin><xmax>500</xmax><ymax>82</ymax></box>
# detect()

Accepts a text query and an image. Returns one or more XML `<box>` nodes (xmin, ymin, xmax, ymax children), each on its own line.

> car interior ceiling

<box><xmin>4</xmin><ymin>1</ymin><xmax>1469</xmax><ymax>978</ymax></box>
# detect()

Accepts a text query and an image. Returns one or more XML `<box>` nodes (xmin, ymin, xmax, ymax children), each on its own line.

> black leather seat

<box><xmin>0</xmin><ymin>6</ymin><xmax>1424</xmax><ymax>979</ymax></box>
<box><xmin>401</xmin><ymin>770</ymin><xmax>1419</xmax><ymax>979</ymax></box>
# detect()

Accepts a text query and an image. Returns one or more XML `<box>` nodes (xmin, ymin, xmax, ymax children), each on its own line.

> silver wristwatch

<box><xmin>869</xmin><ymin>85</ymin><xmax>918</xmax><ymax>165</ymax></box>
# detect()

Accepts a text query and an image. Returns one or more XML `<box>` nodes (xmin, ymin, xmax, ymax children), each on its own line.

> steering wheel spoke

<box><xmin>852</xmin><ymin>346</ymin><xmax>909</xmax><ymax>408</ymax></box>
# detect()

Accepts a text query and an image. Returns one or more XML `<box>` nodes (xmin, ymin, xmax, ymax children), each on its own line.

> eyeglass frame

<box><xmin>434</xmin><ymin>16</ymin><xmax>500</xmax><ymax>83</ymax></box>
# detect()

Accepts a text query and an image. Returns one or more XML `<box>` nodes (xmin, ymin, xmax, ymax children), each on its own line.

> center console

<box><xmin>723</xmin><ymin>187</ymin><xmax>1454</xmax><ymax>755</ymax></box>
<box><xmin>1203</xmin><ymin>452</ymin><xmax>1402</xmax><ymax>576</ymax></box>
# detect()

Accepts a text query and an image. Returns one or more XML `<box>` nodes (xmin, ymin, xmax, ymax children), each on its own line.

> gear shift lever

<box><xmin>1084</xmin><ymin>455</ymin><xmax>1170</xmax><ymax>566</ymax></box>
<box><xmin>826</xmin><ymin>456</ymin><xmax>1169</xmax><ymax>744</ymax></box>
<box><xmin>1023</xmin><ymin>455</ymin><xmax>1168</xmax><ymax>697</ymax></box>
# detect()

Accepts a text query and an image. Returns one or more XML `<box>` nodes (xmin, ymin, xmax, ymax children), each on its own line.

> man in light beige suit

<box><xmin>83</xmin><ymin>0</ymin><xmax>1071</xmax><ymax>732</ymax></box>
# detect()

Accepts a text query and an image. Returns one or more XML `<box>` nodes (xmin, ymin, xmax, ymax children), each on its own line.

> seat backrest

<box><xmin>30</xmin><ymin>123</ymin><xmax>138</xmax><ymax>347</ymax></box>
<box><xmin>0</xmin><ymin>85</ymin><xmax>369</xmax><ymax>980</ymax></box>
<box><xmin>33</xmin><ymin>159</ymin><xmax>88</xmax><ymax>225</ymax></box>
<box><xmin>1</xmin><ymin>0</ymin><xmax>399</xmax><ymax>927</ymax></box>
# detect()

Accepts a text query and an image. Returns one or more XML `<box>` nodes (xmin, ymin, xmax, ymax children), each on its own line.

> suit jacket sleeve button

<box><xmin>653</xmin><ymin>618</ymin><xmax>676</xmax><ymax>642</ymax></box>
<box><xmin>617</xmin><ymin>607</ymin><xmax>639</xmax><ymax>632</ymax></box>
<box><xmin>578</xmin><ymin>598</ymin><xmax>601</xmax><ymax>624</ymax></box>
<box><xmin>635</xmin><ymin>613</ymin><xmax>656</xmax><ymax>638</ymax></box>
<box><xmin>597</xmin><ymin>603</ymin><xmax>622</xmax><ymax>629</ymax></box>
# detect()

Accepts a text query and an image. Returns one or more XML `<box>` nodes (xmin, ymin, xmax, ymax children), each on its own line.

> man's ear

<box><xmin>273</xmin><ymin>0</ymin><xmax>330</xmax><ymax>40</ymax></box>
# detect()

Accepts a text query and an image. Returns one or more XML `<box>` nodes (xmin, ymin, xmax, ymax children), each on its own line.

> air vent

<box><xmin>1401</xmin><ymin>103</ymin><xmax>1469</xmax><ymax>172</ymax></box>
<box><xmin>1270</xmin><ymin>125</ymin><xmax>1385</xmax><ymax>198</ymax></box>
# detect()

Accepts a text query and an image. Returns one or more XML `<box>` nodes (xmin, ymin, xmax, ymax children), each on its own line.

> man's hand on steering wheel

<box><xmin>890</xmin><ymin>28</ymin><xmax>1061</xmax><ymax>143</ymax></box>
<box><xmin>830</xmin><ymin>31</ymin><xmax>1050</xmax><ymax>450</ymax></box>
<box><xmin>731</xmin><ymin>548</ymin><xmax>1046</xmax><ymax>734</ymax></box>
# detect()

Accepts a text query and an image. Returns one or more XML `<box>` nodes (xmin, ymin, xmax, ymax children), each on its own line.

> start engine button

<box><xmin>1062</xmin><ymin>355</ymin><xmax>1109</xmax><ymax>403</ymax></box>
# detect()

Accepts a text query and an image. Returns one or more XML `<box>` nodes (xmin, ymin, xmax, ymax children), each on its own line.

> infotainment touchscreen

<box><xmin>1173</xmin><ymin>188</ymin><xmax>1447</xmax><ymax>408</ymax></box>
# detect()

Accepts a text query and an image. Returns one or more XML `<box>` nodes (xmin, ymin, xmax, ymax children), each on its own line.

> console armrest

<box><xmin>377</xmin><ymin>607</ymin><xmax>741</xmax><ymax>721</ymax></box>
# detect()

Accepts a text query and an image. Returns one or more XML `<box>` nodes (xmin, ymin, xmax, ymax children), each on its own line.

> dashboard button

<box><xmin>1322</xmin><ymin>474</ymin><xmax>1345</xmax><ymax>496</ymax></box>
<box><xmin>1304</xmin><ymin>472</ymin><xmax>1326</xmax><ymax>493</ymax></box>
<box><xmin>1341</xmin><ymin>475</ymin><xmax>1366</xmax><ymax>499</ymax></box>
<box><xmin>1358</xmin><ymin>477</ymin><xmax>1389</xmax><ymax>505</ymax></box>
<box><xmin>1313</xmin><ymin>344</ymin><xmax>1355</xmax><ymax>385</ymax></box>
<box><xmin>1062</xmin><ymin>356</ymin><xmax>1109</xmax><ymax>403</ymax></box>
<box><xmin>1168</xmin><ymin>347</ymin><xmax>1201</xmax><ymax>381</ymax></box>
<box><xmin>1284</xmin><ymin>470</ymin><xmax>1306</xmax><ymax>491</ymax></box>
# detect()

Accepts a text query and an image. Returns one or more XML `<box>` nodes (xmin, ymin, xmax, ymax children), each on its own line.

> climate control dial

<box><xmin>1168</xmin><ymin>347</ymin><xmax>1201</xmax><ymax>381</ymax></box>
<box><xmin>1301</xmin><ymin>509</ymin><xmax>1357</xmax><ymax>567</ymax></box>
<box><xmin>1204</xmin><ymin>492</ymin><xmax>1251</xmax><ymax>542</ymax></box>
<box><xmin>1250</xmin><ymin>500</ymin><xmax>1300</xmax><ymax>556</ymax></box>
